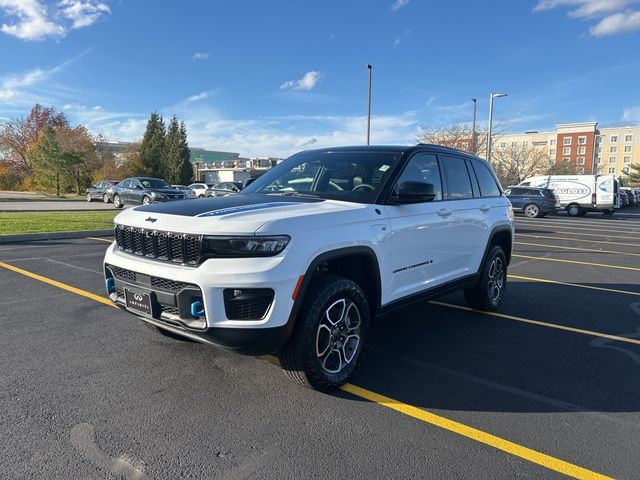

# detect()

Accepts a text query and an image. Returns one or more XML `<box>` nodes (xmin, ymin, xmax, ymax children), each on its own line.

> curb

<box><xmin>0</xmin><ymin>229</ymin><xmax>114</xmax><ymax>244</ymax></box>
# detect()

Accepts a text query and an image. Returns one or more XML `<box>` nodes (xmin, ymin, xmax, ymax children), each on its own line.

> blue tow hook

<box><xmin>191</xmin><ymin>300</ymin><xmax>205</xmax><ymax>318</ymax></box>
<box><xmin>105</xmin><ymin>277</ymin><xmax>115</xmax><ymax>293</ymax></box>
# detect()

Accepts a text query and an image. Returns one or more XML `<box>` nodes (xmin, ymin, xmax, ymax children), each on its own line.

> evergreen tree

<box><xmin>163</xmin><ymin>116</ymin><xmax>182</xmax><ymax>184</ymax></box>
<box><xmin>31</xmin><ymin>126</ymin><xmax>63</xmax><ymax>195</ymax></box>
<box><xmin>628</xmin><ymin>163</ymin><xmax>640</xmax><ymax>187</ymax></box>
<box><xmin>139</xmin><ymin>112</ymin><xmax>165</xmax><ymax>177</ymax></box>
<box><xmin>178</xmin><ymin>121</ymin><xmax>193</xmax><ymax>184</ymax></box>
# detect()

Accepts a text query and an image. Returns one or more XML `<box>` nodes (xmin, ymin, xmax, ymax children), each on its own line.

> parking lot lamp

<box><xmin>487</xmin><ymin>92</ymin><xmax>507</xmax><ymax>162</ymax></box>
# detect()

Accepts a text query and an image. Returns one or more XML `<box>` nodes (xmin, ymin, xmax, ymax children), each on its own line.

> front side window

<box><xmin>471</xmin><ymin>160</ymin><xmax>501</xmax><ymax>197</ymax></box>
<box><xmin>441</xmin><ymin>156</ymin><xmax>473</xmax><ymax>200</ymax></box>
<box><xmin>395</xmin><ymin>154</ymin><xmax>443</xmax><ymax>201</ymax></box>
<box><xmin>120</xmin><ymin>179</ymin><xmax>131</xmax><ymax>188</ymax></box>
<box><xmin>244</xmin><ymin>151</ymin><xmax>401</xmax><ymax>204</ymax></box>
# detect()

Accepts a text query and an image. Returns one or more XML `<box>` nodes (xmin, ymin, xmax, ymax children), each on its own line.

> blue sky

<box><xmin>0</xmin><ymin>0</ymin><xmax>639</xmax><ymax>157</ymax></box>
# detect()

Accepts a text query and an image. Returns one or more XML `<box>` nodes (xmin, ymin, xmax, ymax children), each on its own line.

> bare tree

<box><xmin>416</xmin><ymin>122</ymin><xmax>506</xmax><ymax>159</ymax></box>
<box><xmin>492</xmin><ymin>144</ymin><xmax>550</xmax><ymax>186</ymax></box>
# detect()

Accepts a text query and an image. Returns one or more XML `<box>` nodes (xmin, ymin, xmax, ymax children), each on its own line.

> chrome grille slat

<box><xmin>114</xmin><ymin>225</ymin><xmax>201</xmax><ymax>265</ymax></box>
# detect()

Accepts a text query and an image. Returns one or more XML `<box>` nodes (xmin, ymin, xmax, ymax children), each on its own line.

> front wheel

<box><xmin>86</xmin><ymin>192</ymin><xmax>92</xmax><ymax>202</ymax></box>
<box><xmin>279</xmin><ymin>275</ymin><xmax>370</xmax><ymax>391</ymax></box>
<box><xmin>113</xmin><ymin>194</ymin><xmax>123</xmax><ymax>209</ymax></box>
<box><xmin>464</xmin><ymin>245</ymin><xmax>507</xmax><ymax>311</ymax></box>
<box><xmin>142</xmin><ymin>196</ymin><xmax>151</xmax><ymax>205</ymax></box>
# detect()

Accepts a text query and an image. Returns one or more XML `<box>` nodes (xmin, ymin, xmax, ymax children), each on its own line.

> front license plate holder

<box><xmin>124</xmin><ymin>288</ymin><xmax>155</xmax><ymax>317</ymax></box>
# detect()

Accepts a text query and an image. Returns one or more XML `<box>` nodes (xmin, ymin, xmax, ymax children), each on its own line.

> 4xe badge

<box><xmin>145</xmin><ymin>217</ymin><xmax>157</xmax><ymax>223</ymax></box>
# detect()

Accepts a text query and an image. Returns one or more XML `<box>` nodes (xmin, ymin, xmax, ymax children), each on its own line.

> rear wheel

<box><xmin>113</xmin><ymin>194</ymin><xmax>123</xmax><ymax>209</ymax></box>
<box><xmin>464</xmin><ymin>245</ymin><xmax>507</xmax><ymax>311</ymax></box>
<box><xmin>279</xmin><ymin>275</ymin><xmax>370</xmax><ymax>391</ymax></box>
<box><xmin>523</xmin><ymin>203</ymin><xmax>540</xmax><ymax>218</ymax></box>
<box><xmin>566</xmin><ymin>204</ymin><xmax>581</xmax><ymax>217</ymax></box>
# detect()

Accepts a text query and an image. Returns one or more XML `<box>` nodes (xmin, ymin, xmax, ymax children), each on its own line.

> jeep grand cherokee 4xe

<box><xmin>103</xmin><ymin>145</ymin><xmax>514</xmax><ymax>391</ymax></box>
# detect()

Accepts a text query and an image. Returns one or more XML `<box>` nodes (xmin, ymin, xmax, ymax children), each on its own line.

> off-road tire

<box><xmin>279</xmin><ymin>275</ymin><xmax>370</xmax><ymax>392</ymax></box>
<box><xmin>464</xmin><ymin>245</ymin><xmax>507</xmax><ymax>311</ymax></box>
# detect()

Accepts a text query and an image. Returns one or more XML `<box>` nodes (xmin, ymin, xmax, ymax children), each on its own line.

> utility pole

<box><xmin>487</xmin><ymin>92</ymin><xmax>507</xmax><ymax>162</ymax></box>
<box><xmin>471</xmin><ymin>98</ymin><xmax>477</xmax><ymax>154</ymax></box>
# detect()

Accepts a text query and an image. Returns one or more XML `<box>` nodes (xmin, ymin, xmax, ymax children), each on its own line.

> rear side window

<box><xmin>441</xmin><ymin>156</ymin><xmax>473</xmax><ymax>200</ymax></box>
<box><xmin>471</xmin><ymin>161</ymin><xmax>501</xmax><ymax>197</ymax></box>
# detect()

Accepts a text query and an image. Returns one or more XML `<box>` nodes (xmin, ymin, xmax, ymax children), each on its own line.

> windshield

<box><xmin>243</xmin><ymin>151</ymin><xmax>402</xmax><ymax>203</ymax></box>
<box><xmin>140</xmin><ymin>178</ymin><xmax>171</xmax><ymax>189</ymax></box>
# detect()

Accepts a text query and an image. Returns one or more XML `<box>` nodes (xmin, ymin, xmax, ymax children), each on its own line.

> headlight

<box><xmin>202</xmin><ymin>235</ymin><xmax>290</xmax><ymax>257</ymax></box>
<box><xmin>150</xmin><ymin>192</ymin><xmax>166</xmax><ymax>199</ymax></box>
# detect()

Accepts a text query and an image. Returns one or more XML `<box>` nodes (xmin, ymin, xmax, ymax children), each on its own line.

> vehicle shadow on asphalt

<box><xmin>341</xmin><ymin>287</ymin><xmax>640</xmax><ymax>414</ymax></box>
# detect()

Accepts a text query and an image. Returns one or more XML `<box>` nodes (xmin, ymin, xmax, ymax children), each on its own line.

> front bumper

<box><xmin>103</xmin><ymin>242</ymin><xmax>301</xmax><ymax>354</ymax></box>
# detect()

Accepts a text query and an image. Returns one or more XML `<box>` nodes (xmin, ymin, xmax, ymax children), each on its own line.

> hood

<box><xmin>113</xmin><ymin>194</ymin><xmax>360</xmax><ymax>234</ymax></box>
<box><xmin>152</xmin><ymin>188</ymin><xmax>184</xmax><ymax>195</ymax></box>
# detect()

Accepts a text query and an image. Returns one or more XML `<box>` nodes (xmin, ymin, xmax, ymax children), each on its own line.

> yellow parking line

<box><xmin>516</xmin><ymin>223</ymin><xmax>639</xmax><ymax>235</ymax></box>
<box><xmin>516</xmin><ymin>233</ymin><xmax>640</xmax><ymax>248</ymax></box>
<box><xmin>262</xmin><ymin>355</ymin><xmax>610</xmax><ymax>479</ymax></box>
<box><xmin>0</xmin><ymin>262</ymin><xmax>617</xmax><ymax>479</ymax></box>
<box><xmin>87</xmin><ymin>237</ymin><xmax>113</xmax><ymax>244</ymax></box>
<box><xmin>512</xmin><ymin>254</ymin><xmax>640</xmax><ymax>272</ymax></box>
<box><xmin>341</xmin><ymin>383</ymin><xmax>611</xmax><ymax>480</ymax></box>
<box><xmin>515</xmin><ymin>241</ymin><xmax>640</xmax><ymax>258</ymax></box>
<box><xmin>0</xmin><ymin>261</ymin><xmax>116</xmax><ymax>307</ymax></box>
<box><xmin>508</xmin><ymin>274</ymin><xmax>640</xmax><ymax>297</ymax></box>
<box><xmin>430</xmin><ymin>300</ymin><xmax>640</xmax><ymax>346</ymax></box>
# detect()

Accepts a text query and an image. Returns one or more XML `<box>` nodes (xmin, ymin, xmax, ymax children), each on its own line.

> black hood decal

<box><xmin>134</xmin><ymin>193</ymin><xmax>325</xmax><ymax>217</ymax></box>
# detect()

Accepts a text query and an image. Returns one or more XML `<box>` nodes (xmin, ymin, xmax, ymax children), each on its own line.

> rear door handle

<box><xmin>437</xmin><ymin>209</ymin><xmax>452</xmax><ymax>217</ymax></box>
<box><xmin>480</xmin><ymin>205</ymin><xmax>491</xmax><ymax>212</ymax></box>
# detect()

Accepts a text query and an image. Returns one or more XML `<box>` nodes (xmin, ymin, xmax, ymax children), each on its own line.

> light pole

<box><xmin>487</xmin><ymin>92</ymin><xmax>507</xmax><ymax>162</ymax></box>
<box><xmin>365</xmin><ymin>64</ymin><xmax>372</xmax><ymax>145</ymax></box>
<box><xmin>471</xmin><ymin>98</ymin><xmax>477</xmax><ymax>154</ymax></box>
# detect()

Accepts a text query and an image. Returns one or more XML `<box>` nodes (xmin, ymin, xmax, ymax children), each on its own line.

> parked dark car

<box><xmin>86</xmin><ymin>180</ymin><xmax>119</xmax><ymax>203</ymax></box>
<box><xmin>111</xmin><ymin>177</ymin><xmax>186</xmax><ymax>208</ymax></box>
<box><xmin>505</xmin><ymin>186</ymin><xmax>559</xmax><ymax>218</ymax></box>
<box><xmin>205</xmin><ymin>181</ymin><xmax>244</xmax><ymax>197</ymax></box>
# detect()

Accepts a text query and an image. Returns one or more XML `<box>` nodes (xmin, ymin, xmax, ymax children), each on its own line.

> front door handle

<box><xmin>437</xmin><ymin>209</ymin><xmax>452</xmax><ymax>217</ymax></box>
<box><xmin>480</xmin><ymin>205</ymin><xmax>491</xmax><ymax>212</ymax></box>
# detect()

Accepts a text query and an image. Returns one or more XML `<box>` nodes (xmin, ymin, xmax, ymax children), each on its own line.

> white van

<box><xmin>519</xmin><ymin>175</ymin><xmax>617</xmax><ymax>216</ymax></box>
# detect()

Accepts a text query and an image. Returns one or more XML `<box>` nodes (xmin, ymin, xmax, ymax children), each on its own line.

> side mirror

<box><xmin>390</xmin><ymin>181</ymin><xmax>436</xmax><ymax>204</ymax></box>
<box><xmin>136</xmin><ymin>185</ymin><xmax>142</xmax><ymax>190</ymax></box>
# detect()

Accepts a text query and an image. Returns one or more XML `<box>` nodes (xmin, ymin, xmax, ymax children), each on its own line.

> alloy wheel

<box><xmin>487</xmin><ymin>257</ymin><xmax>505</xmax><ymax>303</ymax></box>
<box><xmin>315</xmin><ymin>298</ymin><xmax>362</xmax><ymax>374</ymax></box>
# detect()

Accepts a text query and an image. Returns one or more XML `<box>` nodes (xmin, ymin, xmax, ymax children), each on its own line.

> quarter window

<box><xmin>441</xmin><ymin>156</ymin><xmax>473</xmax><ymax>200</ymax></box>
<box><xmin>471</xmin><ymin>160</ymin><xmax>501</xmax><ymax>197</ymax></box>
<box><xmin>396</xmin><ymin>154</ymin><xmax>443</xmax><ymax>201</ymax></box>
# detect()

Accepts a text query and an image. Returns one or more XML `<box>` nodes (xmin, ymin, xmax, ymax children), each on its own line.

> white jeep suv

<box><xmin>104</xmin><ymin>145</ymin><xmax>514</xmax><ymax>391</ymax></box>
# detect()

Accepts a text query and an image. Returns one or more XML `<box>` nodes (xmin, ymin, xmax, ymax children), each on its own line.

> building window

<box><xmin>577</xmin><ymin>157</ymin><xmax>585</xmax><ymax>165</ymax></box>
<box><xmin>597</xmin><ymin>146</ymin><xmax>602</xmax><ymax>153</ymax></box>
<box><xmin>522</xmin><ymin>141</ymin><xmax>528</xmax><ymax>147</ymax></box>
<box><xmin>597</xmin><ymin>136</ymin><xmax>603</xmax><ymax>143</ymax></box>
<box><xmin>625</xmin><ymin>134</ymin><xmax>633</xmax><ymax>142</ymax></box>
<box><xmin>609</xmin><ymin>156</ymin><xmax>617</xmax><ymax>163</ymax></box>
<box><xmin>609</xmin><ymin>167</ymin><xmax>616</xmax><ymax>173</ymax></box>
<box><xmin>578</xmin><ymin>136</ymin><xmax>587</xmax><ymax>145</ymax></box>
<box><xmin>550</xmin><ymin>139</ymin><xmax>556</xmax><ymax>146</ymax></box>
<box><xmin>595</xmin><ymin>156</ymin><xmax>601</xmax><ymax>164</ymax></box>
<box><xmin>511</xmin><ymin>142</ymin><xmax>517</xmax><ymax>147</ymax></box>
<box><xmin>549</xmin><ymin>148</ymin><xmax>556</xmax><ymax>156</ymax></box>
<box><xmin>624</xmin><ymin>156</ymin><xmax>631</xmax><ymax>163</ymax></box>
<box><xmin>562</xmin><ymin>157</ymin><xmax>570</xmax><ymax>162</ymax></box>
<box><xmin>562</xmin><ymin>147</ymin><xmax>571</xmax><ymax>155</ymax></box>
<box><xmin>500</xmin><ymin>142</ymin><xmax>506</xmax><ymax>148</ymax></box>
<box><xmin>610</xmin><ymin>146</ymin><xmax>618</xmax><ymax>153</ymax></box>
<box><xmin>563</xmin><ymin>137</ymin><xmax>571</xmax><ymax>145</ymax></box>
<box><xmin>610</xmin><ymin>135</ymin><xmax>618</xmax><ymax>143</ymax></box>
<box><xmin>578</xmin><ymin>146</ymin><xmax>586</xmax><ymax>154</ymax></box>
<box><xmin>624</xmin><ymin>145</ymin><xmax>632</xmax><ymax>153</ymax></box>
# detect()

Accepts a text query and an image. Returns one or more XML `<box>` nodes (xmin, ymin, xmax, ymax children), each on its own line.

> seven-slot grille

<box><xmin>114</xmin><ymin>224</ymin><xmax>202</xmax><ymax>265</ymax></box>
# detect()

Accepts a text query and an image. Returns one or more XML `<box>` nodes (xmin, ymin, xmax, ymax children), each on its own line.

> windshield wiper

<box><xmin>269</xmin><ymin>192</ymin><xmax>321</xmax><ymax>198</ymax></box>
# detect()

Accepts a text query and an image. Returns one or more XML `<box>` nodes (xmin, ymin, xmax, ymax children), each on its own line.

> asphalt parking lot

<box><xmin>2</xmin><ymin>213</ymin><xmax>640</xmax><ymax>479</ymax></box>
